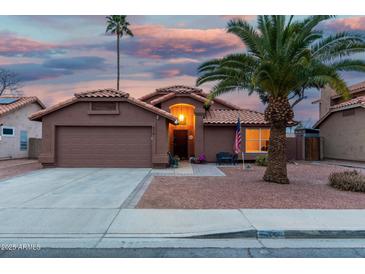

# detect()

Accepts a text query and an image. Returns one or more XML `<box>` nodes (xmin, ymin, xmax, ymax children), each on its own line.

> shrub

<box><xmin>255</xmin><ymin>154</ymin><xmax>268</xmax><ymax>166</ymax></box>
<box><xmin>328</xmin><ymin>170</ymin><xmax>365</xmax><ymax>193</ymax></box>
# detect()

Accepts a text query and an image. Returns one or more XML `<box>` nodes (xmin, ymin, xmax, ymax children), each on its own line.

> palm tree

<box><xmin>197</xmin><ymin>16</ymin><xmax>365</xmax><ymax>184</ymax></box>
<box><xmin>106</xmin><ymin>15</ymin><xmax>134</xmax><ymax>90</ymax></box>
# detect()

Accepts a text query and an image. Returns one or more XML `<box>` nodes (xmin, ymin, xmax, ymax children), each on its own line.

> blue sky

<box><xmin>0</xmin><ymin>15</ymin><xmax>365</xmax><ymax>126</ymax></box>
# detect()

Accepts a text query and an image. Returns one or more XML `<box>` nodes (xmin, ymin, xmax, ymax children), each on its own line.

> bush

<box><xmin>255</xmin><ymin>155</ymin><xmax>268</xmax><ymax>166</ymax></box>
<box><xmin>328</xmin><ymin>170</ymin><xmax>365</xmax><ymax>193</ymax></box>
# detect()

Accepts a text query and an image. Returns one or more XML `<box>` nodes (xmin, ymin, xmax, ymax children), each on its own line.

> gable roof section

<box><xmin>150</xmin><ymin>92</ymin><xmax>208</xmax><ymax>106</ymax></box>
<box><xmin>156</xmin><ymin>85</ymin><xmax>203</xmax><ymax>94</ymax></box>
<box><xmin>140</xmin><ymin>85</ymin><xmax>241</xmax><ymax>110</ymax></box>
<box><xmin>0</xmin><ymin>96</ymin><xmax>45</xmax><ymax>117</ymax></box>
<box><xmin>139</xmin><ymin>85</ymin><xmax>203</xmax><ymax>102</ymax></box>
<box><xmin>204</xmin><ymin>109</ymin><xmax>269</xmax><ymax>125</ymax></box>
<box><xmin>313</xmin><ymin>95</ymin><xmax>365</xmax><ymax>128</ymax></box>
<box><xmin>29</xmin><ymin>89</ymin><xmax>177</xmax><ymax>122</ymax></box>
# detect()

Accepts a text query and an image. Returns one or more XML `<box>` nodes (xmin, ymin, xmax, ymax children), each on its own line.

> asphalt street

<box><xmin>1</xmin><ymin>247</ymin><xmax>365</xmax><ymax>258</ymax></box>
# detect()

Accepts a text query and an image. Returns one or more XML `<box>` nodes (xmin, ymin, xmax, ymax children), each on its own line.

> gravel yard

<box><xmin>137</xmin><ymin>163</ymin><xmax>365</xmax><ymax>209</ymax></box>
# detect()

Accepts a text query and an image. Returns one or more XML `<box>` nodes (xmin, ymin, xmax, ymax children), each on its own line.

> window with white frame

<box><xmin>1</xmin><ymin>126</ymin><xmax>15</xmax><ymax>137</ymax></box>
<box><xmin>245</xmin><ymin>128</ymin><xmax>270</xmax><ymax>153</ymax></box>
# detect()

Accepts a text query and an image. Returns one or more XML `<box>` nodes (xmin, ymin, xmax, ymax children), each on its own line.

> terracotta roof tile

<box><xmin>331</xmin><ymin>81</ymin><xmax>365</xmax><ymax>99</ymax></box>
<box><xmin>204</xmin><ymin>109</ymin><xmax>268</xmax><ymax>125</ymax></box>
<box><xmin>349</xmin><ymin>81</ymin><xmax>365</xmax><ymax>92</ymax></box>
<box><xmin>30</xmin><ymin>89</ymin><xmax>177</xmax><ymax>123</ymax></box>
<box><xmin>150</xmin><ymin>92</ymin><xmax>208</xmax><ymax>105</ymax></box>
<box><xmin>0</xmin><ymin>96</ymin><xmax>45</xmax><ymax>117</ymax></box>
<box><xmin>200</xmin><ymin>93</ymin><xmax>242</xmax><ymax>110</ymax></box>
<box><xmin>156</xmin><ymin>85</ymin><xmax>203</xmax><ymax>94</ymax></box>
<box><xmin>126</xmin><ymin>96</ymin><xmax>177</xmax><ymax>122</ymax></box>
<box><xmin>331</xmin><ymin>95</ymin><xmax>365</xmax><ymax>110</ymax></box>
<box><xmin>150</xmin><ymin>93</ymin><xmax>176</xmax><ymax>105</ymax></box>
<box><xmin>75</xmin><ymin>88</ymin><xmax>129</xmax><ymax>98</ymax></box>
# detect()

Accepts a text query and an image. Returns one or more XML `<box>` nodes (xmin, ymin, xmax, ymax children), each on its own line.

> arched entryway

<box><xmin>169</xmin><ymin>104</ymin><xmax>195</xmax><ymax>159</ymax></box>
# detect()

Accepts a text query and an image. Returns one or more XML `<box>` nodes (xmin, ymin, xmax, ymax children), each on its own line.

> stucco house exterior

<box><xmin>30</xmin><ymin>86</ymin><xmax>272</xmax><ymax>168</ymax></box>
<box><xmin>0</xmin><ymin>96</ymin><xmax>45</xmax><ymax>160</ymax></box>
<box><xmin>313</xmin><ymin>81</ymin><xmax>365</xmax><ymax>162</ymax></box>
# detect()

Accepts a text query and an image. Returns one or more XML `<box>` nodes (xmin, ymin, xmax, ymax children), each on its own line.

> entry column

<box><xmin>194</xmin><ymin>110</ymin><xmax>205</xmax><ymax>157</ymax></box>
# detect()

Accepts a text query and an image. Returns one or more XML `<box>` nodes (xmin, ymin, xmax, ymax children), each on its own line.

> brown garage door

<box><xmin>56</xmin><ymin>126</ymin><xmax>152</xmax><ymax>167</ymax></box>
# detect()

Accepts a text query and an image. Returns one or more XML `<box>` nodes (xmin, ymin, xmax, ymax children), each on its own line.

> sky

<box><xmin>1</xmin><ymin>15</ymin><xmax>365</xmax><ymax>126</ymax></box>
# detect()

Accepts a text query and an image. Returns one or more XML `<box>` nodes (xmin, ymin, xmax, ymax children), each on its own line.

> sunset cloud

<box><xmin>322</xmin><ymin>16</ymin><xmax>365</xmax><ymax>32</ymax></box>
<box><xmin>0</xmin><ymin>31</ymin><xmax>64</xmax><ymax>57</ymax></box>
<box><xmin>221</xmin><ymin>15</ymin><xmax>257</xmax><ymax>21</ymax></box>
<box><xmin>1</xmin><ymin>15</ymin><xmax>364</xmax><ymax>127</ymax></box>
<box><xmin>118</xmin><ymin>24</ymin><xmax>243</xmax><ymax>59</ymax></box>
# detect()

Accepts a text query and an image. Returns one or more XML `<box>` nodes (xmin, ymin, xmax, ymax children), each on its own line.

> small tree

<box><xmin>0</xmin><ymin>69</ymin><xmax>21</xmax><ymax>96</ymax></box>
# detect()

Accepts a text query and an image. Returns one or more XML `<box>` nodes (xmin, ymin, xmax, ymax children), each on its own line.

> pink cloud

<box><xmin>125</xmin><ymin>24</ymin><xmax>244</xmax><ymax>59</ymax></box>
<box><xmin>323</xmin><ymin>16</ymin><xmax>365</xmax><ymax>31</ymax></box>
<box><xmin>0</xmin><ymin>31</ymin><xmax>61</xmax><ymax>57</ymax></box>
<box><xmin>221</xmin><ymin>15</ymin><xmax>257</xmax><ymax>21</ymax></box>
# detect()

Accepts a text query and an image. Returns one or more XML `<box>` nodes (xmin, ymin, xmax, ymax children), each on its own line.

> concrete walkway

<box><xmin>151</xmin><ymin>162</ymin><xmax>225</xmax><ymax>176</ymax></box>
<box><xmin>1</xmin><ymin>209</ymin><xmax>365</xmax><ymax>248</ymax></box>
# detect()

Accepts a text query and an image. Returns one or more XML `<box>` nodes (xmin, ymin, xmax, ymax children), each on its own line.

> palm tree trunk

<box><xmin>117</xmin><ymin>32</ymin><xmax>120</xmax><ymax>90</ymax></box>
<box><xmin>263</xmin><ymin>97</ymin><xmax>293</xmax><ymax>184</ymax></box>
<box><xmin>263</xmin><ymin>121</ymin><xmax>289</xmax><ymax>184</ymax></box>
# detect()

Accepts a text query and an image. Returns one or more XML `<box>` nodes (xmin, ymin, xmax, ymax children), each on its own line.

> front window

<box><xmin>245</xmin><ymin>128</ymin><xmax>270</xmax><ymax>153</ymax></box>
<box><xmin>2</xmin><ymin>126</ymin><xmax>15</xmax><ymax>137</ymax></box>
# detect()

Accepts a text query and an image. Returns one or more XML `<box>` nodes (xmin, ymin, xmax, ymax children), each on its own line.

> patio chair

<box><xmin>216</xmin><ymin>152</ymin><xmax>236</xmax><ymax>165</ymax></box>
<box><xmin>168</xmin><ymin>152</ymin><xmax>179</xmax><ymax>168</ymax></box>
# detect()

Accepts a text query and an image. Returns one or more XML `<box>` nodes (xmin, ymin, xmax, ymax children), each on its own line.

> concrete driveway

<box><xmin>0</xmin><ymin>168</ymin><xmax>150</xmax><ymax>238</ymax></box>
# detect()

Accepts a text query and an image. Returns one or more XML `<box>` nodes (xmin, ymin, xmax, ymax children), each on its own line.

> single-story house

<box><xmin>30</xmin><ymin>86</ymin><xmax>272</xmax><ymax>168</ymax></box>
<box><xmin>313</xmin><ymin>81</ymin><xmax>365</xmax><ymax>162</ymax></box>
<box><xmin>0</xmin><ymin>96</ymin><xmax>45</xmax><ymax>160</ymax></box>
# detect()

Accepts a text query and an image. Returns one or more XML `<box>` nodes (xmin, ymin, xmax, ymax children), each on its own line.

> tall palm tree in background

<box><xmin>106</xmin><ymin>15</ymin><xmax>134</xmax><ymax>90</ymax></box>
<box><xmin>197</xmin><ymin>16</ymin><xmax>365</xmax><ymax>184</ymax></box>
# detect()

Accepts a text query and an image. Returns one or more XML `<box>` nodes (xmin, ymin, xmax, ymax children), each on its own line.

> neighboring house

<box><xmin>0</xmin><ymin>96</ymin><xmax>45</xmax><ymax>160</ymax></box>
<box><xmin>313</xmin><ymin>81</ymin><xmax>365</xmax><ymax>162</ymax></box>
<box><xmin>30</xmin><ymin>86</ymin><xmax>272</xmax><ymax>168</ymax></box>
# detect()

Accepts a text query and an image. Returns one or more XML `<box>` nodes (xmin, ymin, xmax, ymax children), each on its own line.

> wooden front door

<box><xmin>173</xmin><ymin>130</ymin><xmax>188</xmax><ymax>159</ymax></box>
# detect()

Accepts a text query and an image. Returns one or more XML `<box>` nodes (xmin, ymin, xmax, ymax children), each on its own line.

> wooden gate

<box><xmin>305</xmin><ymin>137</ymin><xmax>320</xmax><ymax>161</ymax></box>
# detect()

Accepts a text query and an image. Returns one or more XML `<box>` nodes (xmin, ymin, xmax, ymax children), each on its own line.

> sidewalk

<box><xmin>1</xmin><ymin>209</ymin><xmax>365</xmax><ymax>248</ymax></box>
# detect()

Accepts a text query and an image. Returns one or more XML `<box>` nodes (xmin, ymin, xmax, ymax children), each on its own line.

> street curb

<box><xmin>185</xmin><ymin>230</ymin><xmax>365</xmax><ymax>239</ymax></box>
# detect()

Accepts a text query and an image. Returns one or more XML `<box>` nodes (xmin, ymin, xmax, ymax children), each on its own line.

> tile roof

<box><xmin>150</xmin><ymin>92</ymin><xmax>208</xmax><ymax>105</ymax></box>
<box><xmin>0</xmin><ymin>96</ymin><xmax>45</xmax><ymax>117</ymax></box>
<box><xmin>29</xmin><ymin>89</ymin><xmax>177</xmax><ymax>122</ymax></box>
<box><xmin>349</xmin><ymin>80</ymin><xmax>365</xmax><ymax>92</ymax></box>
<box><xmin>204</xmin><ymin>109</ymin><xmax>269</xmax><ymax>125</ymax></box>
<box><xmin>331</xmin><ymin>95</ymin><xmax>365</xmax><ymax>110</ymax></box>
<box><xmin>139</xmin><ymin>85</ymin><xmax>241</xmax><ymax>110</ymax></box>
<box><xmin>313</xmin><ymin>95</ymin><xmax>365</xmax><ymax>128</ymax></box>
<box><xmin>331</xmin><ymin>80</ymin><xmax>365</xmax><ymax>99</ymax></box>
<box><xmin>75</xmin><ymin>89</ymin><xmax>129</xmax><ymax>98</ymax></box>
<box><xmin>200</xmin><ymin>93</ymin><xmax>242</xmax><ymax>110</ymax></box>
<box><xmin>156</xmin><ymin>85</ymin><xmax>203</xmax><ymax>94</ymax></box>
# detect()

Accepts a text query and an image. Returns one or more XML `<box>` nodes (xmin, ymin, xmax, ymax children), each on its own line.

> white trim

<box><xmin>1</xmin><ymin>126</ymin><xmax>16</xmax><ymax>137</ymax></box>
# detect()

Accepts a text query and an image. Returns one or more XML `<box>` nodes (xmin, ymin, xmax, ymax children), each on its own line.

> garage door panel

<box><xmin>56</xmin><ymin>126</ymin><xmax>152</xmax><ymax>167</ymax></box>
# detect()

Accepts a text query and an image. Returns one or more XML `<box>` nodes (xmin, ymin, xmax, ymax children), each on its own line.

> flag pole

<box><xmin>239</xmin><ymin>118</ymin><xmax>244</xmax><ymax>170</ymax></box>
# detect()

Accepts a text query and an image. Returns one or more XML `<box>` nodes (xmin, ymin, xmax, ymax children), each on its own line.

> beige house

<box><xmin>0</xmin><ymin>96</ymin><xmax>45</xmax><ymax>160</ymax></box>
<box><xmin>313</xmin><ymin>81</ymin><xmax>365</xmax><ymax>162</ymax></box>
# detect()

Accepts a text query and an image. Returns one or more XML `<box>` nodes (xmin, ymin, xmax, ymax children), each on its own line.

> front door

<box><xmin>173</xmin><ymin>130</ymin><xmax>188</xmax><ymax>159</ymax></box>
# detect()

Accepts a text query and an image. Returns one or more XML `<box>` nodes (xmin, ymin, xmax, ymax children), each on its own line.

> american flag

<box><xmin>233</xmin><ymin>117</ymin><xmax>241</xmax><ymax>154</ymax></box>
